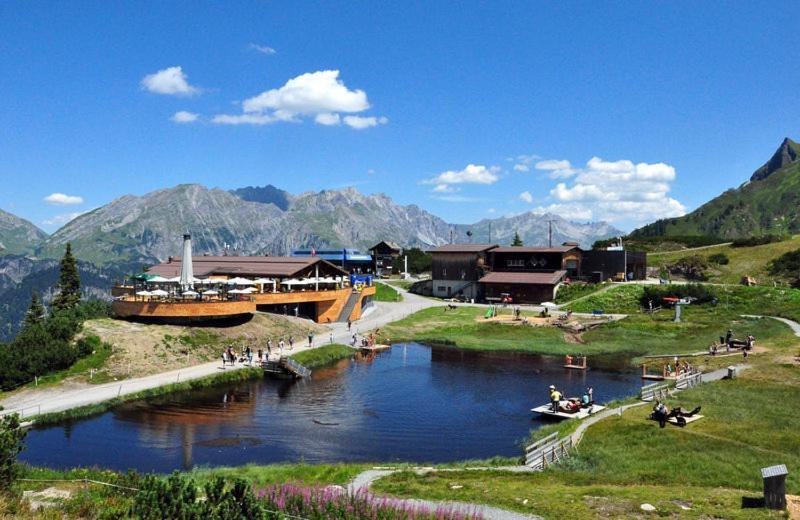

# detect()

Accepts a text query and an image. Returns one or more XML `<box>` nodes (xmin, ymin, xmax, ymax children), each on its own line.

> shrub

<box><xmin>731</xmin><ymin>234</ymin><xmax>786</xmax><ymax>248</ymax></box>
<box><xmin>708</xmin><ymin>252</ymin><xmax>730</xmax><ymax>265</ymax></box>
<box><xmin>768</xmin><ymin>249</ymin><xmax>800</xmax><ymax>277</ymax></box>
<box><xmin>640</xmin><ymin>284</ymin><xmax>717</xmax><ymax>308</ymax></box>
<box><xmin>667</xmin><ymin>255</ymin><xmax>709</xmax><ymax>281</ymax></box>
<box><xmin>0</xmin><ymin>414</ymin><xmax>26</xmax><ymax>490</ymax></box>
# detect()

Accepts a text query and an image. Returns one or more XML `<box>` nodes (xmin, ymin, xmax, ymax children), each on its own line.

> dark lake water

<box><xmin>21</xmin><ymin>343</ymin><xmax>641</xmax><ymax>473</ymax></box>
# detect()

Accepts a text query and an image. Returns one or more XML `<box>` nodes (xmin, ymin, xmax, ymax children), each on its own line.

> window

<box><xmin>507</xmin><ymin>259</ymin><xmax>524</xmax><ymax>267</ymax></box>
<box><xmin>442</xmin><ymin>268</ymin><xmax>447</xmax><ymax>277</ymax></box>
<box><xmin>437</xmin><ymin>286</ymin><xmax>447</xmax><ymax>292</ymax></box>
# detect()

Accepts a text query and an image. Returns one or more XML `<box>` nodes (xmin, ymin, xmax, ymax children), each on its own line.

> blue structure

<box><xmin>291</xmin><ymin>248</ymin><xmax>374</xmax><ymax>273</ymax></box>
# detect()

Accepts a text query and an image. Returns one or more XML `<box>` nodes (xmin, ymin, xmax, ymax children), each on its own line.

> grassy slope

<box><xmin>379</xmin><ymin>287</ymin><xmax>797</xmax><ymax>359</ymax></box>
<box><xmin>648</xmin><ymin>235</ymin><xmax>800</xmax><ymax>285</ymax></box>
<box><xmin>374</xmin><ymin>282</ymin><xmax>403</xmax><ymax>302</ymax></box>
<box><xmin>289</xmin><ymin>344</ymin><xmax>354</xmax><ymax>368</ymax></box>
<box><xmin>374</xmin><ymin>313</ymin><xmax>800</xmax><ymax>519</ymax></box>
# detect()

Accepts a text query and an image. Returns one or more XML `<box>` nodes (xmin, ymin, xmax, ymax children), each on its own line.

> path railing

<box><xmin>0</xmin><ymin>404</ymin><xmax>41</xmax><ymax>420</ymax></box>
<box><xmin>640</xmin><ymin>381</ymin><xmax>671</xmax><ymax>401</ymax></box>
<box><xmin>524</xmin><ymin>432</ymin><xmax>574</xmax><ymax>470</ymax></box>
<box><xmin>675</xmin><ymin>371</ymin><xmax>702</xmax><ymax>390</ymax></box>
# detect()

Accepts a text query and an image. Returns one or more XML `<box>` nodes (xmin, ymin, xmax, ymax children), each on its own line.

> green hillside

<box><xmin>633</xmin><ymin>138</ymin><xmax>800</xmax><ymax>238</ymax></box>
<box><xmin>648</xmin><ymin>234</ymin><xmax>800</xmax><ymax>285</ymax></box>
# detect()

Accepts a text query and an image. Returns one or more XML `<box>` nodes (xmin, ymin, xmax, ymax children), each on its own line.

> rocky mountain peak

<box><xmin>750</xmin><ymin>137</ymin><xmax>800</xmax><ymax>181</ymax></box>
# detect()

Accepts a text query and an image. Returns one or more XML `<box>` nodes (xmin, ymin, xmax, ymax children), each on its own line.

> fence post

<box><xmin>118</xmin><ymin>385</ymin><xmax>122</xmax><ymax>397</ymax></box>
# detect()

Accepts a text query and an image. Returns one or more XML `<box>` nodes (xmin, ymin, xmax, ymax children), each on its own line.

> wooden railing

<box><xmin>640</xmin><ymin>381</ymin><xmax>671</xmax><ymax>401</ymax></box>
<box><xmin>524</xmin><ymin>432</ymin><xmax>575</xmax><ymax>469</ymax></box>
<box><xmin>675</xmin><ymin>371</ymin><xmax>702</xmax><ymax>390</ymax></box>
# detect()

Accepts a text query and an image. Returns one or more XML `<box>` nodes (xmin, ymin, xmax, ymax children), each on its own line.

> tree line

<box><xmin>0</xmin><ymin>244</ymin><xmax>110</xmax><ymax>390</ymax></box>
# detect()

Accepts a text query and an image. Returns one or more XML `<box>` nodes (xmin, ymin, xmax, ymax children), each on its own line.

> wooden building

<box><xmin>369</xmin><ymin>240</ymin><xmax>402</xmax><ymax>276</ymax></box>
<box><xmin>488</xmin><ymin>245</ymin><xmax>582</xmax><ymax>278</ymax></box>
<box><xmin>429</xmin><ymin>244</ymin><xmax>497</xmax><ymax>300</ymax></box>
<box><xmin>480</xmin><ymin>271</ymin><xmax>567</xmax><ymax>304</ymax></box>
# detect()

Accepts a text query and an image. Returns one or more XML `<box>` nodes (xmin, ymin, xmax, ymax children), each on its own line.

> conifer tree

<box><xmin>52</xmin><ymin>243</ymin><xmax>81</xmax><ymax>310</ymax></box>
<box><xmin>23</xmin><ymin>291</ymin><xmax>46</xmax><ymax>327</ymax></box>
<box><xmin>511</xmin><ymin>231</ymin><xmax>523</xmax><ymax>246</ymax></box>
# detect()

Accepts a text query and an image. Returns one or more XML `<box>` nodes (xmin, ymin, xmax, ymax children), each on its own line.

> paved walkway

<box><xmin>0</xmin><ymin>290</ymin><xmax>442</xmax><ymax>421</ymax></box>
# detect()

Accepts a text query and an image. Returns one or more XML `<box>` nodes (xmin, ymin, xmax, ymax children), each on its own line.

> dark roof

<box><xmin>147</xmin><ymin>256</ymin><xmax>348</xmax><ymax>278</ymax></box>
<box><xmin>430</xmin><ymin>244</ymin><xmax>498</xmax><ymax>253</ymax></box>
<box><xmin>479</xmin><ymin>270</ymin><xmax>567</xmax><ymax>285</ymax></box>
<box><xmin>490</xmin><ymin>246</ymin><xmax>581</xmax><ymax>254</ymax></box>
<box><xmin>370</xmin><ymin>240</ymin><xmax>402</xmax><ymax>252</ymax></box>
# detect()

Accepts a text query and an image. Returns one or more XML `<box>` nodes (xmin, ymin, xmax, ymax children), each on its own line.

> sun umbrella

<box><xmin>541</xmin><ymin>301</ymin><xmax>558</xmax><ymax>308</ymax></box>
<box><xmin>281</xmin><ymin>278</ymin><xmax>301</xmax><ymax>286</ymax></box>
<box><xmin>229</xmin><ymin>288</ymin><xmax>245</xmax><ymax>294</ymax></box>
<box><xmin>200</xmin><ymin>290</ymin><xmax>219</xmax><ymax>295</ymax></box>
<box><xmin>150</xmin><ymin>289</ymin><xmax>169</xmax><ymax>297</ymax></box>
<box><xmin>182</xmin><ymin>291</ymin><xmax>199</xmax><ymax>297</ymax></box>
<box><xmin>226</xmin><ymin>277</ymin><xmax>255</xmax><ymax>285</ymax></box>
<box><xmin>165</xmin><ymin>276</ymin><xmax>181</xmax><ymax>283</ymax></box>
<box><xmin>147</xmin><ymin>276</ymin><xmax>170</xmax><ymax>283</ymax></box>
<box><xmin>135</xmin><ymin>290</ymin><xmax>152</xmax><ymax>296</ymax></box>
<box><xmin>240</xmin><ymin>287</ymin><xmax>256</xmax><ymax>293</ymax></box>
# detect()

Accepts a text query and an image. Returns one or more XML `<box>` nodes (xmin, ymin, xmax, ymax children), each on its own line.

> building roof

<box><xmin>147</xmin><ymin>256</ymin><xmax>348</xmax><ymax>278</ymax></box>
<box><xmin>478</xmin><ymin>270</ymin><xmax>567</xmax><ymax>285</ymax></box>
<box><xmin>490</xmin><ymin>245</ymin><xmax>581</xmax><ymax>254</ymax></box>
<box><xmin>429</xmin><ymin>244</ymin><xmax>498</xmax><ymax>253</ymax></box>
<box><xmin>370</xmin><ymin>240</ymin><xmax>402</xmax><ymax>252</ymax></box>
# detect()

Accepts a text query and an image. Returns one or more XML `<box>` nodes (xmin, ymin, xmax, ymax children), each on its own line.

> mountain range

<box><xmin>632</xmin><ymin>138</ymin><xmax>800</xmax><ymax>238</ymax></box>
<box><xmin>0</xmin><ymin>185</ymin><xmax>622</xmax><ymax>340</ymax></box>
<box><xmin>27</xmin><ymin>184</ymin><xmax>622</xmax><ymax>265</ymax></box>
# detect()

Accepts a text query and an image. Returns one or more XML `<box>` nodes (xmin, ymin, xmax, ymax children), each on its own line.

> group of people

<box><xmin>663</xmin><ymin>358</ymin><xmax>695</xmax><ymax>378</ymax></box>
<box><xmin>708</xmin><ymin>330</ymin><xmax>755</xmax><ymax>358</ymax></box>
<box><xmin>221</xmin><ymin>332</ymin><xmax>317</xmax><ymax>367</ymax></box>
<box><xmin>548</xmin><ymin>384</ymin><xmax>594</xmax><ymax>414</ymax></box>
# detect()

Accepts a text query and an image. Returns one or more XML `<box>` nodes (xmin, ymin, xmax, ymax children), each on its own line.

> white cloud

<box><xmin>44</xmin><ymin>193</ymin><xmax>83</xmax><ymax>205</ymax></box>
<box><xmin>512</xmin><ymin>153</ymin><xmax>539</xmax><ymax>173</ymax></box>
<box><xmin>487</xmin><ymin>208</ymin><xmax>496</xmax><ymax>214</ymax></box>
<box><xmin>426</xmin><ymin>164</ymin><xmax>500</xmax><ymax>186</ymax></box>
<box><xmin>513</xmin><ymin>164</ymin><xmax>530</xmax><ymax>172</ymax></box>
<box><xmin>140</xmin><ymin>66</ymin><xmax>200</xmax><ymax>96</ymax></box>
<box><xmin>535</xmin><ymin>159</ymin><xmax>577</xmax><ymax>179</ymax></box>
<box><xmin>519</xmin><ymin>191</ymin><xmax>533</xmax><ymax>203</ymax></box>
<box><xmin>249</xmin><ymin>43</ymin><xmax>276</xmax><ymax>55</ymax></box>
<box><xmin>315</xmin><ymin>113</ymin><xmax>341</xmax><ymax>126</ymax></box>
<box><xmin>42</xmin><ymin>211</ymin><xmax>86</xmax><ymax>226</ymax></box>
<box><xmin>543</xmin><ymin>156</ymin><xmax>686</xmax><ymax>225</ymax></box>
<box><xmin>432</xmin><ymin>184</ymin><xmax>460</xmax><ymax>193</ymax></box>
<box><xmin>343</xmin><ymin>115</ymin><xmax>388</xmax><ymax>129</ymax></box>
<box><xmin>171</xmin><ymin>111</ymin><xmax>199</xmax><ymax>123</ymax></box>
<box><xmin>213</xmin><ymin>70</ymin><xmax>385</xmax><ymax>129</ymax></box>
<box><xmin>533</xmin><ymin>203</ymin><xmax>594</xmax><ymax>221</ymax></box>
<box><xmin>430</xmin><ymin>194</ymin><xmax>480</xmax><ymax>202</ymax></box>
<box><xmin>211</xmin><ymin>113</ymin><xmax>275</xmax><ymax>126</ymax></box>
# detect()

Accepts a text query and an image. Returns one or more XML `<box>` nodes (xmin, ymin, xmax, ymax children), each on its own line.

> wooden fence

<box><xmin>640</xmin><ymin>381</ymin><xmax>671</xmax><ymax>401</ymax></box>
<box><xmin>675</xmin><ymin>371</ymin><xmax>702</xmax><ymax>390</ymax></box>
<box><xmin>524</xmin><ymin>432</ymin><xmax>575</xmax><ymax>470</ymax></box>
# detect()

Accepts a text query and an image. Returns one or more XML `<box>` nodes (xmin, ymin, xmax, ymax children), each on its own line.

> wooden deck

<box><xmin>531</xmin><ymin>403</ymin><xmax>606</xmax><ymax>420</ymax></box>
<box><xmin>360</xmin><ymin>344</ymin><xmax>391</xmax><ymax>353</ymax></box>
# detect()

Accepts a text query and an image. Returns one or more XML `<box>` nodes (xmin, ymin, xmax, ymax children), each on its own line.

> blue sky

<box><xmin>1</xmin><ymin>2</ymin><xmax>798</xmax><ymax>233</ymax></box>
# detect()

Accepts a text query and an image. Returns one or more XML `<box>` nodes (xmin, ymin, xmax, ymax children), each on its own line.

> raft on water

<box><xmin>531</xmin><ymin>403</ymin><xmax>605</xmax><ymax>420</ymax></box>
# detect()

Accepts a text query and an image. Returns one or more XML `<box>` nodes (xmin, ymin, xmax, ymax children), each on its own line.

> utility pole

<box><xmin>449</xmin><ymin>229</ymin><xmax>454</xmax><ymax>244</ymax></box>
<box><xmin>488</xmin><ymin>222</ymin><xmax>492</xmax><ymax>243</ymax></box>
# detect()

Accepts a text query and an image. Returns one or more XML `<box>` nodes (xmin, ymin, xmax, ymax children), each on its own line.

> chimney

<box><xmin>179</xmin><ymin>234</ymin><xmax>194</xmax><ymax>291</ymax></box>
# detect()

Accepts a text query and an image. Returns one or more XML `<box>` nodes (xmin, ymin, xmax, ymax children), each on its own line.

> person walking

<box><xmin>347</xmin><ymin>319</ymin><xmax>352</xmax><ymax>332</ymax></box>
<box><xmin>288</xmin><ymin>336</ymin><xmax>294</xmax><ymax>350</ymax></box>
<box><xmin>267</xmin><ymin>338</ymin><xmax>272</xmax><ymax>355</ymax></box>
<box><xmin>329</xmin><ymin>332</ymin><xmax>334</xmax><ymax>344</ymax></box>
<box><xmin>308</xmin><ymin>332</ymin><xmax>314</xmax><ymax>348</ymax></box>
<box><xmin>221</xmin><ymin>351</ymin><xmax>227</xmax><ymax>368</ymax></box>
<box><xmin>257</xmin><ymin>348</ymin><xmax>263</xmax><ymax>363</ymax></box>
<box><xmin>278</xmin><ymin>338</ymin><xmax>285</xmax><ymax>356</ymax></box>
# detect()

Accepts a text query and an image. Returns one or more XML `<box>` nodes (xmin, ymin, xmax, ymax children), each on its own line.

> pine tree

<box><xmin>511</xmin><ymin>231</ymin><xmax>523</xmax><ymax>246</ymax></box>
<box><xmin>23</xmin><ymin>291</ymin><xmax>46</xmax><ymax>327</ymax></box>
<box><xmin>52</xmin><ymin>243</ymin><xmax>81</xmax><ymax>310</ymax></box>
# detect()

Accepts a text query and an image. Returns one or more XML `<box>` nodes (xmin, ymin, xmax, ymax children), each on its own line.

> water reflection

<box><xmin>22</xmin><ymin>343</ymin><xmax>640</xmax><ymax>473</ymax></box>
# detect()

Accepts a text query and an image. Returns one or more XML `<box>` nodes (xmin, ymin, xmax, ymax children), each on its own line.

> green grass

<box><xmin>378</xmin><ymin>297</ymin><xmax>793</xmax><ymax>359</ymax></box>
<box><xmin>648</xmin><ymin>234</ymin><xmax>800</xmax><ymax>285</ymax></box>
<box><xmin>289</xmin><ymin>344</ymin><xmax>355</xmax><ymax>368</ymax></box>
<box><xmin>563</xmin><ymin>284</ymin><xmax>646</xmax><ymax>314</ymax></box>
<box><xmin>384</xmin><ymin>279</ymin><xmax>413</xmax><ymax>291</ymax></box>
<box><xmin>185</xmin><ymin>462</ymin><xmax>368</xmax><ymax>487</ymax></box>
<box><xmin>31</xmin><ymin>367</ymin><xmax>264</xmax><ymax>426</ymax></box>
<box><xmin>554</xmin><ymin>281</ymin><xmax>609</xmax><ymax>304</ymax></box>
<box><xmin>374</xmin><ymin>282</ymin><xmax>403</xmax><ymax>302</ymax></box>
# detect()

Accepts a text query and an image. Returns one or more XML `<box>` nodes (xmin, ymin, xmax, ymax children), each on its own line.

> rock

<box><xmin>640</xmin><ymin>503</ymin><xmax>656</xmax><ymax>512</ymax></box>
